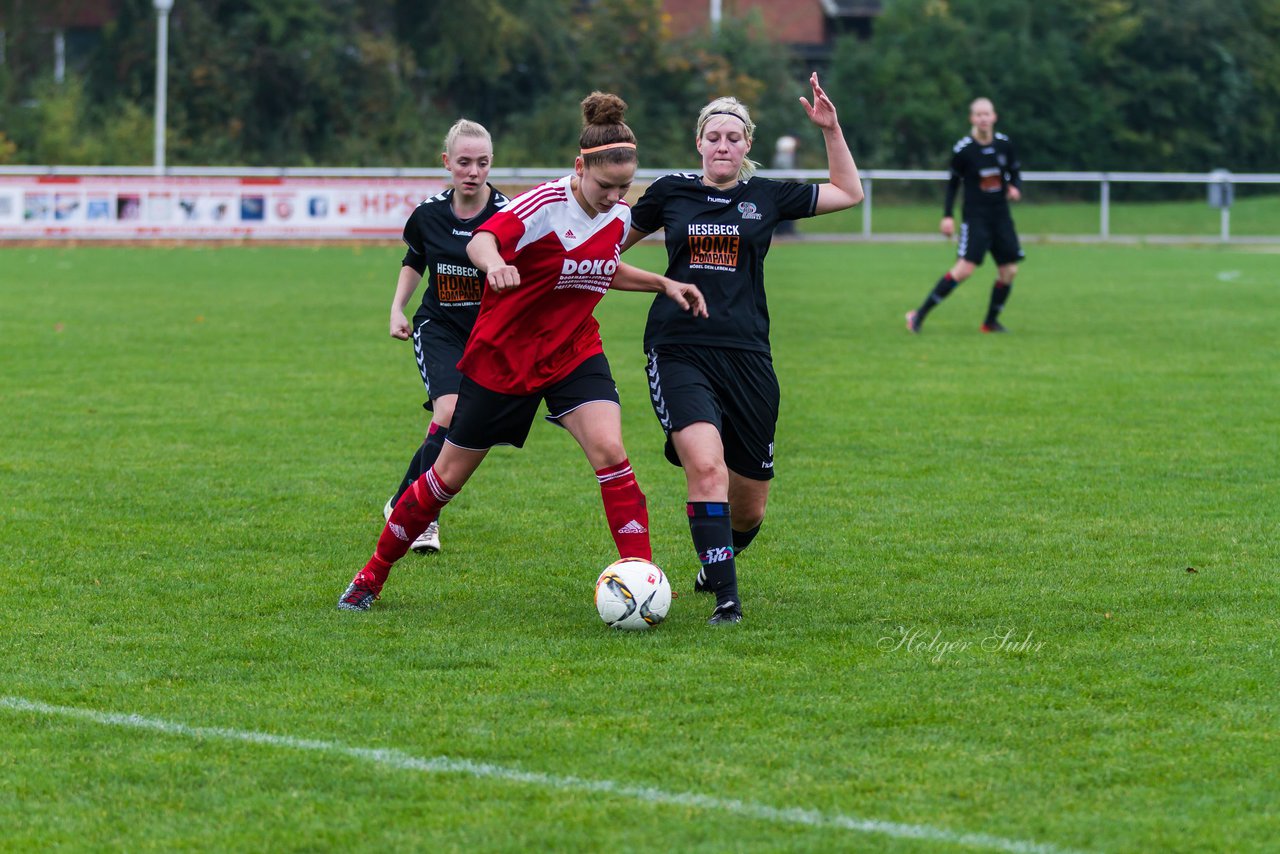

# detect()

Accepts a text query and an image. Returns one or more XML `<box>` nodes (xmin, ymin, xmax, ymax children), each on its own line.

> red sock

<box><xmin>597</xmin><ymin>459</ymin><xmax>651</xmax><ymax>561</ymax></box>
<box><xmin>358</xmin><ymin>466</ymin><xmax>459</xmax><ymax>591</ymax></box>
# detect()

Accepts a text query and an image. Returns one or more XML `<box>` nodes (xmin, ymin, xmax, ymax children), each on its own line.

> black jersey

<box><xmin>401</xmin><ymin>184</ymin><xmax>509</xmax><ymax>339</ymax></box>
<box><xmin>631</xmin><ymin>173</ymin><xmax>817</xmax><ymax>353</ymax></box>
<box><xmin>943</xmin><ymin>133</ymin><xmax>1021</xmax><ymax>219</ymax></box>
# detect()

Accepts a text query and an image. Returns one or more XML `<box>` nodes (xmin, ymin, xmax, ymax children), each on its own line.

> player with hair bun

<box><xmin>340</xmin><ymin>93</ymin><xmax>708</xmax><ymax>612</ymax></box>
<box><xmin>382</xmin><ymin>119</ymin><xmax>509</xmax><ymax>555</ymax></box>
<box><xmin>622</xmin><ymin>73</ymin><xmax>864</xmax><ymax>625</ymax></box>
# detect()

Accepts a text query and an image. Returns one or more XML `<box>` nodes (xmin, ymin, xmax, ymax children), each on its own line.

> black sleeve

<box><xmin>943</xmin><ymin>150</ymin><xmax>963</xmax><ymax>217</ymax></box>
<box><xmin>630</xmin><ymin>178</ymin><xmax>668</xmax><ymax>234</ymax></box>
<box><xmin>401</xmin><ymin>211</ymin><xmax>427</xmax><ymax>275</ymax></box>
<box><xmin>774</xmin><ymin>179</ymin><xmax>819</xmax><ymax>220</ymax></box>
<box><xmin>1006</xmin><ymin>141</ymin><xmax>1022</xmax><ymax>190</ymax></box>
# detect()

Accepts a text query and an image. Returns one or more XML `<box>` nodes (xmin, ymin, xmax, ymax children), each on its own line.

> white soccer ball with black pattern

<box><xmin>594</xmin><ymin>558</ymin><xmax>671</xmax><ymax>630</ymax></box>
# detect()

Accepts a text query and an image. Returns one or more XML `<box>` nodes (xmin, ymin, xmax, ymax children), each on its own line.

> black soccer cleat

<box><xmin>693</xmin><ymin>568</ymin><xmax>712</xmax><ymax>594</ymax></box>
<box><xmin>980</xmin><ymin>321</ymin><xmax>1009</xmax><ymax>333</ymax></box>
<box><xmin>905</xmin><ymin>310</ymin><xmax>922</xmax><ymax>333</ymax></box>
<box><xmin>707</xmin><ymin>600</ymin><xmax>743</xmax><ymax>626</ymax></box>
<box><xmin>337</xmin><ymin>577</ymin><xmax>379</xmax><ymax>611</ymax></box>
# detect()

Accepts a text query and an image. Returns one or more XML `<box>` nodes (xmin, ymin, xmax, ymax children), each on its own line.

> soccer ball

<box><xmin>594</xmin><ymin>558</ymin><xmax>671</xmax><ymax>630</ymax></box>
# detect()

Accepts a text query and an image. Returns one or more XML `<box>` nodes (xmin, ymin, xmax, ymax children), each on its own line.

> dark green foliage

<box><xmin>829</xmin><ymin>0</ymin><xmax>1280</xmax><ymax>173</ymax></box>
<box><xmin>2</xmin><ymin>0</ymin><xmax>1279</xmax><ymax>170</ymax></box>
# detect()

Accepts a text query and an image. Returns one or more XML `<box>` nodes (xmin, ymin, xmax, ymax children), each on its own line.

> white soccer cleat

<box><xmin>383</xmin><ymin>497</ymin><xmax>395</xmax><ymax>521</ymax></box>
<box><xmin>412</xmin><ymin>520</ymin><xmax>441</xmax><ymax>554</ymax></box>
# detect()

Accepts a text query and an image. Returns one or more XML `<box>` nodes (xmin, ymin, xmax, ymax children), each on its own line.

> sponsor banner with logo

<box><xmin>0</xmin><ymin>175</ymin><xmax>448</xmax><ymax>240</ymax></box>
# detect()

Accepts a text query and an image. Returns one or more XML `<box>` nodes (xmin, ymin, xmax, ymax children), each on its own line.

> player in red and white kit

<box><xmin>339</xmin><ymin>92</ymin><xmax>707</xmax><ymax>612</ymax></box>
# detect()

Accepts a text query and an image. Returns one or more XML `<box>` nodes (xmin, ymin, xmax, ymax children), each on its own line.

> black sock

<box><xmin>732</xmin><ymin>524</ymin><xmax>761</xmax><ymax>555</ymax></box>
<box><xmin>917</xmin><ymin>273</ymin><xmax>959</xmax><ymax>320</ymax></box>
<box><xmin>985</xmin><ymin>282</ymin><xmax>1011</xmax><ymax>325</ymax></box>
<box><xmin>688</xmin><ymin>501</ymin><xmax>738</xmax><ymax>607</ymax></box>
<box><xmin>393</xmin><ymin>424</ymin><xmax>450</xmax><ymax>505</ymax></box>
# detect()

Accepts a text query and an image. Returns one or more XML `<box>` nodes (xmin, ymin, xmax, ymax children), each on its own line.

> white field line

<box><xmin>3</xmin><ymin>696</ymin><xmax>1087</xmax><ymax>854</ymax></box>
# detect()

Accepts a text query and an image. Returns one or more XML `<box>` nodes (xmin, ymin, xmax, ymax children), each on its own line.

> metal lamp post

<box><xmin>153</xmin><ymin>0</ymin><xmax>174</xmax><ymax>174</ymax></box>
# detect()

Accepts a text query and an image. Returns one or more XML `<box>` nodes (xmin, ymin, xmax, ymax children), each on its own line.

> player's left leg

<box><xmin>981</xmin><ymin>263</ymin><xmax>1018</xmax><ymax>332</ymax></box>
<box><xmin>550</xmin><ymin>355</ymin><xmax>650</xmax><ymax>562</ymax></box>
<box><xmin>559</xmin><ymin>400</ymin><xmax>652</xmax><ymax>562</ymax></box>
<box><xmin>671</xmin><ymin>423</ymin><xmax>743</xmax><ymax>624</ymax></box>
<box><xmin>718</xmin><ymin>348</ymin><xmax>778</xmax><ymax>559</ymax></box>
<box><xmin>728</xmin><ymin>473</ymin><xmax>770</xmax><ymax>555</ymax></box>
<box><xmin>982</xmin><ymin>219</ymin><xmax>1025</xmax><ymax>333</ymax></box>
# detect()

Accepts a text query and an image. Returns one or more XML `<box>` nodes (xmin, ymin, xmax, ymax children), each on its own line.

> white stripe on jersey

<box><xmin>502</xmin><ymin>175</ymin><xmax>630</xmax><ymax>255</ymax></box>
<box><xmin>509</xmin><ymin>183</ymin><xmax>568</xmax><ymax>220</ymax></box>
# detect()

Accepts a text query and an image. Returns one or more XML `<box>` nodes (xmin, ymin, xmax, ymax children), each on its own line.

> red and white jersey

<box><xmin>461</xmin><ymin>175</ymin><xmax>631</xmax><ymax>395</ymax></box>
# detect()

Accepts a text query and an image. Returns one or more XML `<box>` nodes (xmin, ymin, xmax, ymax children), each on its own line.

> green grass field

<box><xmin>2</xmin><ymin>240</ymin><xmax>1277</xmax><ymax>852</ymax></box>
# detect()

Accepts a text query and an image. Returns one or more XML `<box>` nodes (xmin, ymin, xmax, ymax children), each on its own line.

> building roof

<box><xmin>663</xmin><ymin>0</ymin><xmax>880</xmax><ymax>47</ymax></box>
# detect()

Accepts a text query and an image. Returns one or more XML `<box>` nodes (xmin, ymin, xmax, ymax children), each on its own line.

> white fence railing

<box><xmin>2</xmin><ymin>166</ymin><xmax>1278</xmax><ymax>242</ymax></box>
<box><xmin>850</xmin><ymin>169</ymin><xmax>1280</xmax><ymax>242</ymax></box>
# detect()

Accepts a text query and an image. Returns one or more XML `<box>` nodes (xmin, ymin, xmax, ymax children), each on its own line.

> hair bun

<box><xmin>581</xmin><ymin>92</ymin><xmax>628</xmax><ymax>126</ymax></box>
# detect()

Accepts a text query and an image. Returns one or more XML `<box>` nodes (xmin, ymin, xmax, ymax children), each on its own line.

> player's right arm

<box><xmin>466</xmin><ymin>231</ymin><xmax>521</xmax><ymax>293</ymax></box>
<box><xmin>394</xmin><ymin>209</ymin><xmax>428</xmax><ymax>339</ymax></box>
<box><xmin>389</xmin><ymin>265</ymin><xmax>422</xmax><ymax>340</ymax></box>
<box><xmin>941</xmin><ymin>147</ymin><xmax>964</xmax><ymax>236</ymax></box>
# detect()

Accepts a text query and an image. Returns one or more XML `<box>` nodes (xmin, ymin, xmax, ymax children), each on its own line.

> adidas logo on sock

<box><xmin>390</xmin><ymin>523</ymin><xmax>410</xmax><ymax>541</ymax></box>
<box><xmin>617</xmin><ymin>519</ymin><xmax>647</xmax><ymax>534</ymax></box>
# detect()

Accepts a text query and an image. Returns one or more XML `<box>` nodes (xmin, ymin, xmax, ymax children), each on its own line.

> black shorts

<box><xmin>644</xmin><ymin>344</ymin><xmax>778</xmax><ymax>481</ymax></box>
<box><xmin>447</xmin><ymin>352</ymin><xmax>620</xmax><ymax>451</ymax></box>
<box><xmin>957</xmin><ymin>213</ymin><xmax>1025</xmax><ymax>266</ymax></box>
<box><xmin>413</xmin><ymin>318</ymin><xmax>468</xmax><ymax>412</ymax></box>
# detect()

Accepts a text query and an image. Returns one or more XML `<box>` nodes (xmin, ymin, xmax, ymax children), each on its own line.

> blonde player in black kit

<box><xmin>906</xmin><ymin>97</ymin><xmax>1024</xmax><ymax>334</ymax></box>
<box><xmin>384</xmin><ymin>119</ymin><xmax>509</xmax><ymax>554</ymax></box>
<box><xmin>621</xmin><ymin>73</ymin><xmax>864</xmax><ymax>625</ymax></box>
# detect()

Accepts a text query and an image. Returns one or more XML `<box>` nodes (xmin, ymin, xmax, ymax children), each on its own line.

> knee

<box><xmin>587</xmin><ymin>438</ymin><xmax>628</xmax><ymax>472</ymax></box>
<box><xmin>733</xmin><ymin>504</ymin><xmax>766</xmax><ymax>531</ymax></box>
<box><xmin>684</xmin><ymin>456</ymin><xmax>729</xmax><ymax>495</ymax></box>
<box><xmin>431</xmin><ymin>396</ymin><xmax>457</xmax><ymax>425</ymax></box>
<box><xmin>601</xmin><ymin>441</ymin><xmax>628</xmax><ymax>468</ymax></box>
<box><xmin>998</xmin><ymin>264</ymin><xmax>1018</xmax><ymax>283</ymax></box>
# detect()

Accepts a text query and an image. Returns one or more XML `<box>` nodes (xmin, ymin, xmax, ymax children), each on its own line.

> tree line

<box><xmin>2</xmin><ymin>0</ymin><xmax>1278</xmax><ymax>176</ymax></box>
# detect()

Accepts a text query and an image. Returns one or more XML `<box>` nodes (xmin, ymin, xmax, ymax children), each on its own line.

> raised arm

<box><xmin>800</xmin><ymin>72</ymin><xmax>864</xmax><ymax>214</ymax></box>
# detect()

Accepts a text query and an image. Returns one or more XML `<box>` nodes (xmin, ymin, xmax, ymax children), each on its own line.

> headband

<box><xmin>579</xmin><ymin>141</ymin><xmax>637</xmax><ymax>155</ymax></box>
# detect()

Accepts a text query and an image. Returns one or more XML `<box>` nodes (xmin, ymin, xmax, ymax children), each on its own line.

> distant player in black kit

<box><xmin>384</xmin><ymin>119</ymin><xmax>509</xmax><ymax>553</ymax></box>
<box><xmin>621</xmin><ymin>73</ymin><xmax>863</xmax><ymax>625</ymax></box>
<box><xmin>907</xmin><ymin>97</ymin><xmax>1023</xmax><ymax>334</ymax></box>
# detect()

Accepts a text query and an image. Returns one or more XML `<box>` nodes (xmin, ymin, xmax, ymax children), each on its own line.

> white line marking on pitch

<box><xmin>3</xmin><ymin>696</ymin><xmax>1086</xmax><ymax>854</ymax></box>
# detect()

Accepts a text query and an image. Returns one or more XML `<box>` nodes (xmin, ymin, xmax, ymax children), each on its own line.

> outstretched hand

<box><xmin>799</xmin><ymin>72</ymin><xmax>839</xmax><ymax>132</ymax></box>
<box><xmin>663</xmin><ymin>279</ymin><xmax>709</xmax><ymax>318</ymax></box>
